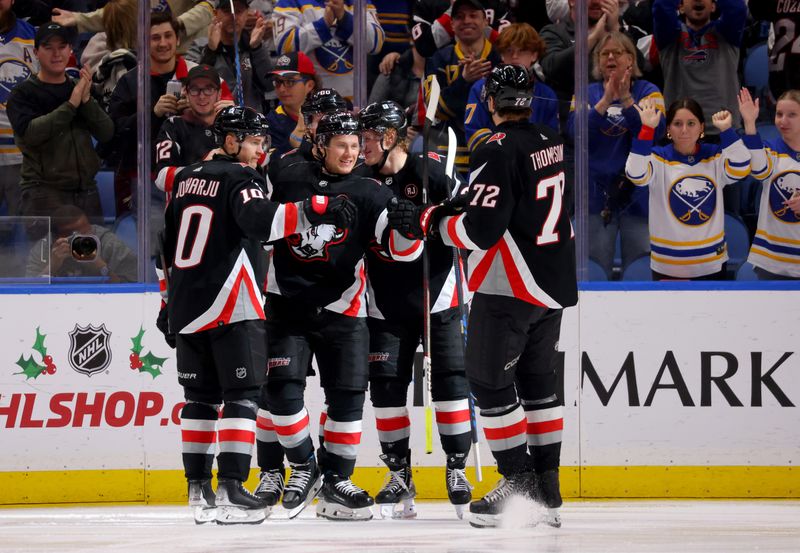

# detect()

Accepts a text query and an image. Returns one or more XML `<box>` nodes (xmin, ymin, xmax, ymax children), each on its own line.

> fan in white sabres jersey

<box><xmin>626</xmin><ymin>97</ymin><xmax>752</xmax><ymax>279</ymax></box>
<box><xmin>739</xmin><ymin>87</ymin><xmax>800</xmax><ymax>279</ymax></box>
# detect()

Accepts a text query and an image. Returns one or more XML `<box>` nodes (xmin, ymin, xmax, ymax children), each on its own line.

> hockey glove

<box><xmin>387</xmin><ymin>192</ymin><xmax>471</xmax><ymax>240</ymax></box>
<box><xmin>303</xmin><ymin>194</ymin><xmax>357</xmax><ymax>228</ymax></box>
<box><xmin>156</xmin><ymin>303</ymin><xmax>176</xmax><ymax>349</ymax></box>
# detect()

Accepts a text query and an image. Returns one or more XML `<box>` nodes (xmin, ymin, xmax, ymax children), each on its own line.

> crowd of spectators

<box><xmin>0</xmin><ymin>0</ymin><xmax>797</xmax><ymax>282</ymax></box>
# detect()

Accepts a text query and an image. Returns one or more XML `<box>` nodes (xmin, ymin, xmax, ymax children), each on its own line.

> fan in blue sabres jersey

<box><xmin>567</xmin><ymin>31</ymin><xmax>665</xmax><ymax>279</ymax></box>
<box><xmin>424</xmin><ymin>0</ymin><xmax>501</xmax><ymax>177</ymax></box>
<box><xmin>266</xmin><ymin>51</ymin><xmax>318</xmax><ymax>157</ymax></box>
<box><xmin>466</xmin><ymin>23</ymin><xmax>558</xmax><ymax>154</ymax></box>
<box><xmin>739</xmin><ymin>87</ymin><xmax>800</xmax><ymax>279</ymax></box>
<box><xmin>0</xmin><ymin>2</ymin><xmax>37</xmax><ymax>214</ymax></box>
<box><xmin>625</xmin><ymin>97</ymin><xmax>751</xmax><ymax>280</ymax></box>
<box><xmin>273</xmin><ymin>0</ymin><xmax>384</xmax><ymax>99</ymax></box>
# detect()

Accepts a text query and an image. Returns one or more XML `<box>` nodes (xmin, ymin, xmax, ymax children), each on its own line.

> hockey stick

<box><xmin>228</xmin><ymin>0</ymin><xmax>245</xmax><ymax>107</ymax></box>
<box><xmin>445</xmin><ymin>126</ymin><xmax>483</xmax><ymax>482</ymax></box>
<box><xmin>421</xmin><ymin>76</ymin><xmax>441</xmax><ymax>454</ymax></box>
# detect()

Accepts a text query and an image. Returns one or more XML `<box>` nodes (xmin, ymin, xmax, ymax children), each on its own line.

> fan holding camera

<box><xmin>25</xmin><ymin>205</ymin><xmax>138</xmax><ymax>282</ymax></box>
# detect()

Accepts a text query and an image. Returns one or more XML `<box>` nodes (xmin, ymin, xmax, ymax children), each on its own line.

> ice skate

<box><xmin>215</xmin><ymin>478</ymin><xmax>268</xmax><ymax>525</ymax></box>
<box><xmin>282</xmin><ymin>459</ymin><xmax>322</xmax><ymax>519</ymax></box>
<box><xmin>468</xmin><ymin>472</ymin><xmax>533</xmax><ymax>528</ymax></box>
<box><xmin>316</xmin><ymin>473</ymin><xmax>375</xmax><ymax>521</ymax></box>
<box><xmin>375</xmin><ymin>452</ymin><xmax>417</xmax><ymax>519</ymax></box>
<box><xmin>445</xmin><ymin>453</ymin><xmax>473</xmax><ymax>520</ymax></box>
<box><xmin>187</xmin><ymin>479</ymin><xmax>216</xmax><ymax>524</ymax></box>
<box><xmin>532</xmin><ymin>469</ymin><xmax>563</xmax><ymax>528</ymax></box>
<box><xmin>254</xmin><ymin>467</ymin><xmax>285</xmax><ymax>510</ymax></box>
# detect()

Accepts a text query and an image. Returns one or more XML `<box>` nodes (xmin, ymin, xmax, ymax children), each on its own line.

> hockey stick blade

<box><xmin>425</xmin><ymin>77</ymin><xmax>441</xmax><ymax>127</ymax></box>
<box><xmin>445</xmin><ymin>126</ymin><xmax>457</xmax><ymax>182</ymax></box>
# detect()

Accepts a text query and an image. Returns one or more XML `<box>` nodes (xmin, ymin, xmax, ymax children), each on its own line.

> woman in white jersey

<box><xmin>625</xmin><ymin>98</ymin><xmax>751</xmax><ymax>280</ymax></box>
<box><xmin>739</xmin><ymin>88</ymin><xmax>800</xmax><ymax>279</ymax></box>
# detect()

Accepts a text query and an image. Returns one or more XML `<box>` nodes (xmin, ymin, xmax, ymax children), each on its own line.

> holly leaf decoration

<box><xmin>139</xmin><ymin>351</ymin><xmax>168</xmax><ymax>378</ymax></box>
<box><xmin>15</xmin><ymin>354</ymin><xmax>45</xmax><ymax>379</ymax></box>
<box><xmin>32</xmin><ymin>327</ymin><xmax>47</xmax><ymax>358</ymax></box>
<box><xmin>130</xmin><ymin>327</ymin><xmax>145</xmax><ymax>355</ymax></box>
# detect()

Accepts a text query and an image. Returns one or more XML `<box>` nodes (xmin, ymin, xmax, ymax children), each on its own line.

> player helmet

<box><xmin>212</xmin><ymin>105</ymin><xmax>271</xmax><ymax>146</ymax></box>
<box><xmin>481</xmin><ymin>64</ymin><xmax>533</xmax><ymax>110</ymax></box>
<box><xmin>302</xmin><ymin>88</ymin><xmax>348</xmax><ymax>125</ymax></box>
<box><xmin>358</xmin><ymin>100</ymin><xmax>408</xmax><ymax>138</ymax></box>
<box><xmin>315</xmin><ymin>111</ymin><xmax>361</xmax><ymax>148</ymax></box>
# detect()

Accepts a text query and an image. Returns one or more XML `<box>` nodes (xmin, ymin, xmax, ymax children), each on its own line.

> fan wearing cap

<box><xmin>154</xmin><ymin>64</ymin><xmax>235</xmax><ymax>200</ymax></box>
<box><xmin>266</xmin><ymin>51</ymin><xmax>319</xmax><ymax>156</ymax></box>
<box><xmin>387</xmin><ymin>65</ymin><xmax>576</xmax><ymax>528</ymax></box>
<box><xmin>272</xmin><ymin>0</ymin><xmax>384</xmax><ymax>100</ymax></box>
<box><xmin>7</xmin><ymin>21</ymin><xmax>113</xmax><ymax>232</ymax></box>
<box><xmin>423</xmin><ymin>0</ymin><xmax>501</xmax><ymax>177</ymax></box>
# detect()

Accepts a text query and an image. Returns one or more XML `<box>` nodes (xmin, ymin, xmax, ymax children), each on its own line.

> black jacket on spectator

<box><xmin>8</xmin><ymin>75</ymin><xmax>114</xmax><ymax>192</ymax></box>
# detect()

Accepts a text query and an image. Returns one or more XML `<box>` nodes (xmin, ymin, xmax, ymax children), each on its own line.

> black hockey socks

<box><xmin>217</xmin><ymin>399</ymin><xmax>258</xmax><ymax>482</ymax></box>
<box><xmin>521</xmin><ymin>394</ymin><xmax>563</xmax><ymax>473</ymax></box>
<box><xmin>321</xmin><ymin>390</ymin><xmax>365</xmax><ymax>477</ymax></box>
<box><xmin>478</xmin><ymin>402</ymin><xmax>532</xmax><ymax>476</ymax></box>
<box><xmin>180</xmin><ymin>401</ymin><xmax>219</xmax><ymax>481</ymax></box>
<box><xmin>255</xmin><ymin>408</ymin><xmax>285</xmax><ymax>472</ymax></box>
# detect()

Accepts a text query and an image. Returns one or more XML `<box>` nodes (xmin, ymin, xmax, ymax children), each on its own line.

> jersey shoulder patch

<box><xmin>486</xmin><ymin>132</ymin><xmax>506</xmax><ymax>145</ymax></box>
<box><xmin>427</xmin><ymin>151</ymin><xmax>443</xmax><ymax>162</ymax></box>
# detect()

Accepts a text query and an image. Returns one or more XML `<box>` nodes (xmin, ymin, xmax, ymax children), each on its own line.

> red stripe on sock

<box><xmin>435</xmin><ymin>409</ymin><xmax>470</xmax><ymax>424</ymax></box>
<box><xmin>274</xmin><ymin>414</ymin><xmax>310</xmax><ymax>437</ymax></box>
<box><xmin>483</xmin><ymin>419</ymin><xmax>527</xmax><ymax>441</ymax></box>
<box><xmin>527</xmin><ymin>419</ymin><xmax>563</xmax><ymax>435</ymax></box>
<box><xmin>217</xmin><ymin>429</ymin><xmax>255</xmax><ymax>444</ymax></box>
<box><xmin>181</xmin><ymin>430</ymin><xmax>216</xmax><ymax>443</ymax></box>
<box><xmin>324</xmin><ymin>430</ymin><xmax>362</xmax><ymax>445</ymax></box>
<box><xmin>376</xmin><ymin>416</ymin><xmax>410</xmax><ymax>432</ymax></box>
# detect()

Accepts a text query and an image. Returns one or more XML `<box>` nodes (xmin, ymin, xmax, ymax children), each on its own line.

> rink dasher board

<box><xmin>0</xmin><ymin>290</ymin><xmax>797</xmax><ymax>504</ymax></box>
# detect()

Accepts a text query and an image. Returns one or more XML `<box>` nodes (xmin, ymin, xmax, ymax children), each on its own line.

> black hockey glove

<box><xmin>387</xmin><ymin>192</ymin><xmax>471</xmax><ymax>240</ymax></box>
<box><xmin>156</xmin><ymin>303</ymin><xmax>176</xmax><ymax>349</ymax></box>
<box><xmin>303</xmin><ymin>194</ymin><xmax>357</xmax><ymax>228</ymax></box>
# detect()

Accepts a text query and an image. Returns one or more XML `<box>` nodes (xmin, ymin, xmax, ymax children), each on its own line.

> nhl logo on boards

<box><xmin>68</xmin><ymin>324</ymin><xmax>112</xmax><ymax>376</ymax></box>
<box><xmin>405</xmin><ymin>183</ymin><xmax>418</xmax><ymax>198</ymax></box>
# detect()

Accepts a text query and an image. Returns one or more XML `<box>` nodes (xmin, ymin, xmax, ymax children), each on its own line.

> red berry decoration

<box><xmin>130</xmin><ymin>362</ymin><xmax>137</xmax><ymax>370</ymax></box>
<box><xmin>129</xmin><ymin>353</ymin><xmax>137</xmax><ymax>362</ymax></box>
<box><xmin>46</xmin><ymin>366</ymin><xmax>56</xmax><ymax>375</ymax></box>
<box><xmin>44</xmin><ymin>355</ymin><xmax>53</xmax><ymax>365</ymax></box>
<box><xmin>136</xmin><ymin>360</ymin><xmax>144</xmax><ymax>369</ymax></box>
<box><xmin>40</xmin><ymin>368</ymin><xmax>47</xmax><ymax>375</ymax></box>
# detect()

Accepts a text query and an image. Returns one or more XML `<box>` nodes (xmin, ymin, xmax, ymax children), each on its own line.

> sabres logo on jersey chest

<box><xmin>287</xmin><ymin>224</ymin><xmax>347</xmax><ymax>261</ymax></box>
<box><xmin>769</xmin><ymin>171</ymin><xmax>800</xmax><ymax>222</ymax></box>
<box><xmin>669</xmin><ymin>175</ymin><xmax>717</xmax><ymax>225</ymax></box>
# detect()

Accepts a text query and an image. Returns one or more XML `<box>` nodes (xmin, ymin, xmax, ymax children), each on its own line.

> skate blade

<box><xmin>468</xmin><ymin>512</ymin><xmax>500</xmax><ymax>528</ymax></box>
<box><xmin>215</xmin><ymin>505</ymin><xmax>267</xmax><ymax>525</ymax></box>
<box><xmin>452</xmin><ymin>503</ymin><xmax>467</xmax><ymax>520</ymax></box>
<box><xmin>377</xmin><ymin>499</ymin><xmax>417</xmax><ymax>520</ymax></box>
<box><xmin>316</xmin><ymin>500</ymin><xmax>374</xmax><ymax>521</ymax></box>
<box><xmin>192</xmin><ymin>506</ymin><xmax>217</xmax><ymax>524</ymax></box>
<box><xmin>285</xmin><ymin>477</ymin><xmax>323</xmax><ymax>520</ymax></box>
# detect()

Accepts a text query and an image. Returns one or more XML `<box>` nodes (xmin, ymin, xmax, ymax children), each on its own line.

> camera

<box><xmin>69</xmin><ymin>233</ymin><xmax>99</xmax><ymax>261</ymax></box>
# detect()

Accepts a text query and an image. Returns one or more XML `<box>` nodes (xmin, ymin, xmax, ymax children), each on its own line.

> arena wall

<box><xmin>0</xmin><ymin>288</ymin><xmax>797</xmax><ymax>504</ymax></box>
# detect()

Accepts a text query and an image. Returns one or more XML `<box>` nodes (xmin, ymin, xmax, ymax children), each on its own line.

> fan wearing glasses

<box><xmin>154</xmin><ymin>64</ymin><xmax>235</xmax><ymax>200</ymax></box>
<box><xmin>266</xmin><ymin>52</ymin><xmax>320</xmax><ymax>156</ymax></box>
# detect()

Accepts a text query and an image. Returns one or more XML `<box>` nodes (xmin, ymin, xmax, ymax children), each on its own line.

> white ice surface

<box><xmin>1</xmin><ymin>500</ymin><xmax>799</xmax><ymax>553</ymax></box>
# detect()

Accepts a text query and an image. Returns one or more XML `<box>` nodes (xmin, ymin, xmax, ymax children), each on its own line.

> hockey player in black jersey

<box><xmin>388</xmin><ymin>65</ymin><xmax>578</xmax><ymax>528</ymax></box>
<box><xmin>259</xmin><ymin>111</ymin><xmax>423</xmax><ymax>521</ymax></box>
<box><xmin>359</xmin><ymin>100</ymin><xmax>474</xmax><ymax>519</ymax></box>
<box><xmin>158</xmin><ymin>106</ymin><xmax>356</xmax><ymax>525</ymax></box>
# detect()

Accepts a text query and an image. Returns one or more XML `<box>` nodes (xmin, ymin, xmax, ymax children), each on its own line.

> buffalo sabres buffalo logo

<box><xmin>68</xmin><ymin>324</ymin><xmax>112</xmax><ymax>376</ymax></box>
<box><xmin>288</xmin><ymin>224</ymin><xmax>347</xmax><ymax>261</ymax></box>
<box><xmin>769</xmin><ymin>171</ymin><xmax>800</xmax><ymax>223</ymax></box>
<box><xmin>317</xmin><ymin>38</ymin><xmax>353</xmax><ymax>73</ymax></box>
<box><xmin>601</xmin><ymin>106</ymin><xmax>629</xmax><ymax>137</ymax></box>
<box><xmin>669</xmin><ymin>175</ymin><xmax>717</xmax><ymax>225</ymax></box>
